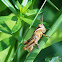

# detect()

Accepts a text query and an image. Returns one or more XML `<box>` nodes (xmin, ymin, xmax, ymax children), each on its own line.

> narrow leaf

<box><xmin>12</xmin><ymin>0</ymin><xmax>22</xmax><ymax>11</ymax></box>
<box><xmin>16</xmin><ymin>1</ymin><xmax>23</xmax><ymax>12</ymax></box>
<box><xmin>22</xmin><ymin>0</ymin><xmax>28</xmax><ymax>6</ymax></box>
<box><xmin>16</xmin><ymin>27</ymin><xmax>23</xmax><ymax>62</ymax></box>
<box><xmin>0</xmin><ymin>0</ymin><xmax>7</xmax><ymax>12</ymax></box>
<box><xmin>12</xmin><ymin>0</ymin><xmax>19</xmax><ymax>9</ymax></box>
<box><xmin>1</xmin><ymin>0</ymin><xmax>17</xmax><ymax>14</ymax></box>
<box><xmin>22</xmin><ymin>1</ymin><xmax>32</xmax><ymax>12</ymax></box>
<box><xmin>47</xmin><ymin>0</ymin><xmax>60</xmax><ymax>11</ymax></box>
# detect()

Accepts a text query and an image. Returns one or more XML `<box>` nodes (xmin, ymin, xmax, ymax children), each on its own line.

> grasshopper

<box><xmin>23</xmin><ymin>14</ymin><xmax>50</xmax><ymax>52</ymax></box>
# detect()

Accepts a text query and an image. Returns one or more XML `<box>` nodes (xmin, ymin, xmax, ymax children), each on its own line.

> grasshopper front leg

<box><xmin>42</xmin><ymin>34</ymin><xmax>51</xmax><ymax>38</ymax></box>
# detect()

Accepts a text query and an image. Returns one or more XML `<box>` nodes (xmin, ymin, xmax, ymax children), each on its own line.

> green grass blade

<box><xmin>17</xmin><ymin>28</ymin><xmax>23</xmax><ymax>62</ymax></box>
<box><xmin>10</xmin><ymin>42</ymin><xmax>22</xmax><ymax>62</ymax></box>
<box><xmin>16</xmin><ymin>1</ymin><xmax>22</xmax><ymax>9</ymax></box>
<box><xmin>1</xmin><ymin>0</ymin><xmax>17</xmax><ymax>15</ymax></box>
<box><xmin>22</xmin><ymin>1</ymin><xmax>32</xmax><ymax>12</ymax></box>
<box><xmin>21</xmin><ymin>0</ymin><xmax>28</xmax><ymax>6</ymax></box>
<box><xmin>0</xmin><ymin>0</ymin><xmax>7</xmax><ymax>12</ymax></box>
<box><xmin>12</xmin><ymin>0</ymin><xmax>22</xmax><ymax>11</ymax></box>
<box><xmin>12</xmin><ymin>0</ymin><xmax>19</xmax><ymax>9</ymax></box>
<box><xmin>47</xmin><ymin>0</ymin><xmax>60</xmax><ymax>11</ymax></box>
<box><xmin>24</xmin><ymin>14</ymin><xmax>62</xmax><ymax>62</ymax></box>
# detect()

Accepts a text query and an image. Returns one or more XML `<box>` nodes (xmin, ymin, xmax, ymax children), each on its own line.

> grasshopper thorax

<box><xmin>38</xmin><ymin>24</ymin><xmax>46</xmax><ymax>33</ymax></box>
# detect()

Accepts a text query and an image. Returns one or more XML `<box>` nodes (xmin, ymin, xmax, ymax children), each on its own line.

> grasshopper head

<box><xmin>39</xmin><ymin>14</ymin><xmax>46</xmax><ymax>33</ymax></box>
<box><xmin>38</xmin><ymin>24</ymin><xmax>46</xmax><ymax>33</ymax></box>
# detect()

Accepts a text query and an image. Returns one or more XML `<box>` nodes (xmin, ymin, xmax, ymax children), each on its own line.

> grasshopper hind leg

<box><xmin>23</xmin><ymin>38</ymin><xmax>32</xmax><ymax>45</ymax></box>
<box><xmin>23</xmin><ymin>39</ymin><xmax>34</xmax><ymax>50</ymax></box>
<box><xmin>23</xmin><ymin>41</ymin><xmax>29</xmax><ymax>45</ymax></box>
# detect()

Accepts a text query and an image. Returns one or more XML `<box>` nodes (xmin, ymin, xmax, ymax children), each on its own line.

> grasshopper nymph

<box><xmin>23</xmin><ymin>14</ymin><xmax>50</xmax><ymax>52</ymax></box>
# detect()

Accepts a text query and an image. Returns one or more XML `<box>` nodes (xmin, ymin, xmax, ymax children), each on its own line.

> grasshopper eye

<box><xmin>37</xmin><ymin>26</ymin><xmax>41</xmax><ymax>29</ymax></box>
<box><xmin>38</xmin><ymin>26</ymin><xmax>41</xmax><ymax>28</ymax></box>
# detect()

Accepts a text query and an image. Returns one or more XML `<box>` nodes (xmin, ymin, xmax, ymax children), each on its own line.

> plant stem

<box><xmin>29</xmin><ymin>0</ymin><xmax>47</xmax><ymax>29</ymax></box>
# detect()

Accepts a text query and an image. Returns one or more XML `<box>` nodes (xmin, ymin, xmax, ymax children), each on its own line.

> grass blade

<box><xmin>12</xmin><ymin>0</ymin><xmax>22</xmax><ymax>11</ymax></box>
<box><xmin>4</xmin><ymin>41</ymin><xmax>15</xmax><ymax>62</ymax></box>
<box><xmin>47</xmin><ymin>0</ymin><xmax>60</xmax><ymax>11</ymax></box>
<box><xmin>17</xmin><ymin>27</ymin><xmax>23</xmax><ymax>62</ymax></box>
<box><xmin>22</xmin><ymin>1</ymin><xmax>32</xmax><ymax>12</ymax></box>
<box><xmin>22</xmin><ymin>0</ymin><xmax>28</xmax><ymax>6</ymax></box>
<box><xmin>1</xmin><ymin>0</ymin><xmax>17</xmax><ymax>15</ymax></box>
<box><xmin>12</xmin><ymin>0</ymin><xmax>19</xmax><ymax>9</ymax></box>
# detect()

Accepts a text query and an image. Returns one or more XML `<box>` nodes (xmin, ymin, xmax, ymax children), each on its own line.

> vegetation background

<box><xmin>0</xmin><ymin>0</ymin><xmax>62</xmax><ymax>62</ymax></box>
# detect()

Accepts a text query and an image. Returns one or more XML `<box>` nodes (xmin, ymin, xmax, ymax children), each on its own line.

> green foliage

<box><xmin>45</xmin><ymin>56</ymin><xmax>61</xmax><ymax>62</ymax></box>
<box><xmin>12</xmin><ymin>18</ymin><xmax>22</xmax><ymax>33</ymax></box>
<box><xmin>47</xmin><ymin>0</ymin><xmax>60</xmax><ymax>11</ymax></box>
<box><xmin>25</xmin><ymin>9</ymin><xmax>40</xmax><ymax>16</ymax></box>
<box><xmin>20</xmin><ymin>17</ymin><xmax>33</xmax><ymax>24</ymax></box>
<box><xmin>0</xmin><ymin>37</ymin><xmax>15</xmax><ymax>51</ymax></box>
<box><xmin>0</xmin><ymin>0</ymin><xmax>62</xmax><ymax>62</ymax></box>
<box><xmin>0</xmin><ymin>1</ymin><xmax>7</xmax><ymax>12</ymax></box>
<box><xmin>1</xmin><ymin>0</ymin><xmax>17</xmax><ymax>15</ymax></box>
<box><xmin>0</xmin><ymin>14</ymin><xmax>15</xmax><ymax>24</ymax></box>
<box><xmin>22</xmin><ymin>1</ymin><xmax>32</xmax><ymax>12</ymax></box>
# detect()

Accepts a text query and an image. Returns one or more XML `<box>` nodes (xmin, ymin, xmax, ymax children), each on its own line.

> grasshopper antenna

<box><xmin>40</xmin><ymin>13</ymin><xmax>44</xmax><ymax>25</ymax></box>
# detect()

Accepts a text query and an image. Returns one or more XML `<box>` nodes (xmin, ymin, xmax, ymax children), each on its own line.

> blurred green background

<box><xmin>0</xmin><ymin>0</ymin><xmax>62</xmax><ymax>62</ymax></box>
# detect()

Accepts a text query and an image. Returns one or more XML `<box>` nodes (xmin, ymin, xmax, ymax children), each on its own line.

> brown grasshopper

<box><xmin>23</xmin><ymin>15</ymin><xmax>50</xmax><ymax>52</ymax></box>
